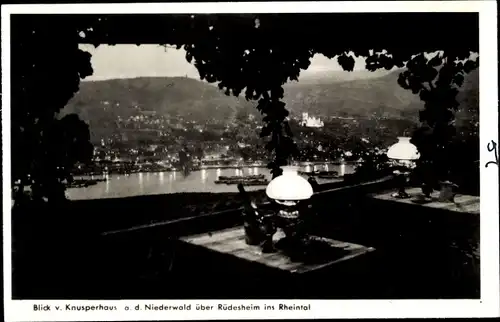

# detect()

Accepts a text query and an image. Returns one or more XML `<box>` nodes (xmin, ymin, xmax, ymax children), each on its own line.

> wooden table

<box><xmin>175</xmin><ymin>226</ymin><xmax>376</xmax><ymax>298</ymax></box>
<box><xmin>370</xmin><ymin>187</ymin><xmax>480</xmax><ymax>215</ymax></box>
<box><xmin>180</xmin><ymin>226</ymin><xmax>375</xmax><ymax>275</ymax></box>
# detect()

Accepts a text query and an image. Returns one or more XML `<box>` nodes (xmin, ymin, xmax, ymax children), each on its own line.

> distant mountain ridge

<box><xmin>284</xmin><ymin>69</ymin><xmax>420</xmax><ymax>118</ymax></box>
<box><xmin>65</xmin><ymin>68</ymin><xmax>479</xmax><ymax>140</ymax></box>
<box><xmin>295</xmin><ymin>69</ymin><xmax>395</xmax><ymax>84</ymax></box>
<box><xmin>69</xmin><ymin>76</ymin><xmax>257</xmax><ymax>120</ymax></box>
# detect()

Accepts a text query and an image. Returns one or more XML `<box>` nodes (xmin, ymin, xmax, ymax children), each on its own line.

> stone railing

<box><xmin>100</xmin><ymin>175</ymin><xmax>397</xmax><ymax>238</ymax></box>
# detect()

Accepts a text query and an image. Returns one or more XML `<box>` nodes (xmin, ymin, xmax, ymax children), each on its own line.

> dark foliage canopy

<box><xmin>10</xmin><ymin>13</ymin><xmax>479</xmax><ymax>203</ymax></box>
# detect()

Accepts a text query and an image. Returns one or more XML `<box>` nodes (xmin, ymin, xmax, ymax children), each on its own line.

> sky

<box><xmin>79</xmin><ymin>44</ymin><xmax>391</xmax><ymax>82</ymax></box>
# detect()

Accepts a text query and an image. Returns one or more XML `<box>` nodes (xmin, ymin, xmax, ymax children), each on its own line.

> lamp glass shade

<box><xmin>387</xmin><ymin>137</ymin><xmax>420</xmax><ymax>161</ymax></box>
<box><xmin>266</xmin><ymin>166</ymin><xmax>313</xmax><ymax>201</ymax></box>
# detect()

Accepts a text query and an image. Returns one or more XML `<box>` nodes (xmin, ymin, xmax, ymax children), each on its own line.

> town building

<box><xmin>301</xmin><ymin>112</ymin><xmax>324</xmax><ymax>128</ymax></box>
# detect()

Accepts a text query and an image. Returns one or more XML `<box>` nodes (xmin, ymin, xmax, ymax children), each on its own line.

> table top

<box><xmin>180</xmin><ymin>226</ymin><xmax>375</xmax><ymax>274</ymax></box>
<box><xmin>370</xmin><ymin>187</ymin><xmax>480</xmax><ymax>215</ymax></box>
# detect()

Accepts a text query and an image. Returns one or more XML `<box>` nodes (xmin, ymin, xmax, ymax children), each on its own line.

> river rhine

<box><xmin>66</xmin><ymin>164</ymin><xmax>355</xmax><ymax>200</ymax></box>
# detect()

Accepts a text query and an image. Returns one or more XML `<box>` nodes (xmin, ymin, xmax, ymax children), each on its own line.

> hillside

<box><xmin>65</xmin><ymin>76</ymin><xmax>258</xmax><ymax>122</ymax></box>
<box><xmin>284</xmin><ymin>69</ymin><xmax>422</xmax><ymax>119</ymax></box>
<box><xmin>64</xmin><ymin>68</ymin><xmax>479</xmax><ymax>141</ymax></box>
<box><xmin>284</xmin><ymin>68</ymin><xmax>478</xmax><ymax>120</ymax></box>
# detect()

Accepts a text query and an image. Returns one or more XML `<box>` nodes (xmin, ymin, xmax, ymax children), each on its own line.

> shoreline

<box><xmin>71</xmin><ymin>161</ymin><xmax>360</xmax><ymax>177</ymax></box>
<box><xmin>72</xmin><ymin>161</ymin><xmax>360</xmax><ymax>178</ymax></box>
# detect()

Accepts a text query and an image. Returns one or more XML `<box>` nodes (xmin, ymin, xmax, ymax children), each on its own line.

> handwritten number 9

<box><xmin>485</xmin><ymin>140</ymin><xmax>499</xmax><ymax>168</ymax></box>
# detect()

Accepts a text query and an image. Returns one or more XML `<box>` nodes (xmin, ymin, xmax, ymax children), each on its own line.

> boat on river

<box><xmin>215</xmin><ymin>174</ymin><xmax>269</xmax><ymax>186</ymax></box>
<box><xmin>218</xmin><ymin>174</ymin><xmax>265</xmax><ymax>181</ymax></box>
<box><xmin>66</xmin><ymin>178</ymin><xmax>107</xmax><ymax>188</ymax></box>
<box><xmin>214</xmin><ymin>179</ymin><xmax>270</xmax><ymax>186</ymax></box>
<box><xmin>298</xmin><ymin>170</ymin><xmax>339</xmax><ymax>177</ymax></box>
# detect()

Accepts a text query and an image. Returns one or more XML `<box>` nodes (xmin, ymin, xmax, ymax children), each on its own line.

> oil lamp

<box><xmin>266</xmin><ymin>166</ymin><xmax>314</xmax><ymax>252</ymax></box>
<box><xmin>387</xmin><ymin>137</ymin><xmax>420</xmax><ymax>198</ymax></box>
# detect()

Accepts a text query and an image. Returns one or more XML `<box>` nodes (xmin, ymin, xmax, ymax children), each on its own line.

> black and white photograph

<box><xmin>2</xmin><ymin>1</ymin><xmax>499</xmax><ymax>320</ymax></box>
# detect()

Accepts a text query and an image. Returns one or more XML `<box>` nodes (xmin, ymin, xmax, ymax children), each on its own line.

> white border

<box><xmin>2</xmin><ymin>1</ymin><xmax>499</xmax><ymax>321</ymax></box>
<box><xmin>0</xmin><ymin>1</ymin><xmax>488</xmax><ymax>14</ymax></box>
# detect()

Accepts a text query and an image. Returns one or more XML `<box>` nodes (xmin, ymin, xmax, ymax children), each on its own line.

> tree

<box><xmin>11</xmin><ymin>13</ymin><xmax>479</xmax><ymax>203</ymax></box>
<box><xmin>11</xmin><ymin>17</ymin><xmax>96</xmax><ymax>206</ymax></box>
<box><xmin>398</xmin><ymin>53</ymin><xmax>479</xmax><ymax>189</ymax></box>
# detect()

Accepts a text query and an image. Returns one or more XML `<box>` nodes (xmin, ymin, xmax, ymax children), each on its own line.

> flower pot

<box><xmin>438</xmin><ymin>181</ymin><xmax>458</xmax><ymax>203</ymax></box>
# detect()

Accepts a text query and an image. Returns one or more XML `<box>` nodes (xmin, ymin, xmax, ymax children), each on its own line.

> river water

<box><xmin>65</xmin><ymin>164</ymin><xmax>355</xmax><ymax>200</ymax></box>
